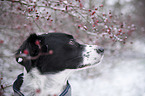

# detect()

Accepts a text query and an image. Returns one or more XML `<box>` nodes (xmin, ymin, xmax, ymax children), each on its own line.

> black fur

<box><xmin>16</xmin><ymin>33</ymin><xmax>84</xmax><ymax>74</ymax></box>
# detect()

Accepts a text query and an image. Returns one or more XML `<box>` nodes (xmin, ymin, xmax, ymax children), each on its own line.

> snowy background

<box><xmin>70</xmin><ymin>41</ymin><xmax>145</xmax><ymax>96</ymax></box>
<box><xmin>0</xmin><ymin>0</ymin><xmax>145</xmax><ymax>96</ymax></box>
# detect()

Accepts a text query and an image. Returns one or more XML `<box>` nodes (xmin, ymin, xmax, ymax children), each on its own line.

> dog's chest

<box><xmin>21</xmin><ymin>71</ymin><xmax>49</xmax><ymax>95</ymax></box>
<box><xmin>21</xmin><ymin>68</ymin><xmax>70</xmax><ymax>96</ymax></box>
<box><xmin>21</xmin><ymin>68</ymin><xmax>72</xmax><ymax>96</ymax></box>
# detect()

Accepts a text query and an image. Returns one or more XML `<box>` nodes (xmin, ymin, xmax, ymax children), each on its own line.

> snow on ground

<box><xmin>1</xmin><ymin>40</ymin><xmax>145</xmax><ymax>96</ymax></box>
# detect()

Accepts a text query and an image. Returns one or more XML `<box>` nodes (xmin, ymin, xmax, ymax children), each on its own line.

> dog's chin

<box><xmin>78</xmin><ymin>55</ymin><xmax>104</xmax><ymax>69</ymax></box>
<box><xmin>78</xmin><ymin>61</ymin><xmax>101</xmax><ymax>69</ymax></box>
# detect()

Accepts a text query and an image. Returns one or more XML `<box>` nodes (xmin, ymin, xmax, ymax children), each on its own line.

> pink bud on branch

<box><xmin>36</xmin><ymin>89</ymin><xmax>41</xmax><ymax>94</ymax></box>
<box><xmin>78</xmin><ymin>25</ymin><xmax>81</xmax><ymax>28</ymax></box>
<box><xmin>100</xmin><ymin>4</ymin><xmax>103</xmax><ymax>7</ymax></box>
<box><xmin>49</xmin><ymin>50</ymin><xmax>53</xmax><ymax>55</ymax></box>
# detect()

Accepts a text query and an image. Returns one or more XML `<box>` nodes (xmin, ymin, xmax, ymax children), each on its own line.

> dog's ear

<box><xmin>15</xmin><ymin>33</ymin><xmax>41</xmax><ymax>72</ymax></box>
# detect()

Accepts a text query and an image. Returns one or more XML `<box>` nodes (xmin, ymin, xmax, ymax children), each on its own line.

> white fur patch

<box><xmin>21</xmin><ymin>68</ymin><xmax>73</xmax><ymax>96</ymax></box>
<box><xmin>18</xmin><ymin>58</ymin><xmax>23</xmax><ymax>63</ymax></box>
<box><xmin>81</xmin><ymin>45</ymin><xmax>103</xmax><ymax>67</ymax></box>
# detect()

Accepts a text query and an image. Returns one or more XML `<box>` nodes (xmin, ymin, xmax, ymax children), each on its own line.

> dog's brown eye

<box><xmin>69</xmin><ymin>39</ymin><xmax>75</xmax><ymax>45</ymax></box>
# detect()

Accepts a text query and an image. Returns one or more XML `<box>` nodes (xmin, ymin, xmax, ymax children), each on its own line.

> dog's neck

<box><xmin>22</xmin><ymin>68</ymin><xmax>73</xmax><ymax>96</ymax></box>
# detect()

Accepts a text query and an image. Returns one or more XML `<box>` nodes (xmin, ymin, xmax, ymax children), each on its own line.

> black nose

<box><xmin>97</xmin><ymin>48</ymin><xmax>104</xmax><ymax>54</ymax></box>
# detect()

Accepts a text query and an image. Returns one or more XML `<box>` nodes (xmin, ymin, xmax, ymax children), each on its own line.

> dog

<box><xmin>13</xmin><ymin>33</ymin><xmax>104</xmax><ymax>96</ymax></box>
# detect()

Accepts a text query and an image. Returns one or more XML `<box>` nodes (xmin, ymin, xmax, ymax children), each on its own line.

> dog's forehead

<box><xmin>40</xmin><ymin>33</ymin><xmax>73</xmax><ymax>40</ymax></box>
<box><xmin>39</xmin><ymin>33</ymin><xmax>74</xmax><ymax>46</ymax></box>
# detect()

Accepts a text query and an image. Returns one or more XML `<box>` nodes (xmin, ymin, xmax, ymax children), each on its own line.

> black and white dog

<box><xmin>13</xmin><ymin>33</ymin><xmax>104</xmax><ymax>96</ymax></box>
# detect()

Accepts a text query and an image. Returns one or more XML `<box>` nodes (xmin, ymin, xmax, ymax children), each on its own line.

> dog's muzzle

<box><xmin>79</xmin><ymin>45</ymin><xmax>104</xmax><ymax>68</ymax></box>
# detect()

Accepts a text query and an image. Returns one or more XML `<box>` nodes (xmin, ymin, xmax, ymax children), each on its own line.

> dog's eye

<box><xmin>69</xmin><ymin>39</ymin><xmax>75</xmax><ymax>45</ymax></box>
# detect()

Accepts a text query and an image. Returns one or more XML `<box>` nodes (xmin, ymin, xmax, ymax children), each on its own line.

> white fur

<box><xmin>21</xmin><ymin>68</ymin><xmax>73</xmax><ymax>96</ymax></box>
<box><xmin>82</xmin><ymin>45</ymin><xmax>103</xmax><ymax>66</ymax></box>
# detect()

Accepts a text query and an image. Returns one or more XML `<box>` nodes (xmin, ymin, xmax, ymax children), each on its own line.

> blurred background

<box><xmin>0</xmin><ymin>0</ymin><xmax>145</xmax><ymax>96</ymax></box>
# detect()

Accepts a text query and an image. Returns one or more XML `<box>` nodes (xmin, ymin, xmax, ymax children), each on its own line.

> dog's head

<box><xmin>16</xmin><ymin>33</ymin><xmax>104</xmax><ymax>73</ymax></box>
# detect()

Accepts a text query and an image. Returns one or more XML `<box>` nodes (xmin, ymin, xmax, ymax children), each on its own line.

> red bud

<box><xmin>78</xmin><ymin>25</ymin><xmax>81</xmax><ymax>28</ymax></box>
<box><xmin>36</xmin><ymin>89</ymin><xmax>41</xmax><ymax>93</ymax></box>
<box><xmin>23</xmin><ymin>49</ymin><xmax>29</xmax><ymax>55</ymax></box>
<box><xmin>92</xmin><ymin>11</ymin><xmax>96</xmax><ymax>15</ymax></box>
<box><xmin>0</xmin><ymin>40</ymin><xmax>4</xmax><ymax>44</ymax></box>
<box><xmin>35</xmin><ymin>40</ymin><xmax>40</xmax><ymax>45</ymax></box>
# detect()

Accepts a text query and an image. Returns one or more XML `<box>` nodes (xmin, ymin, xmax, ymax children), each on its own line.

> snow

<box><xmin>70</xmin><ymin>57</ymin><xmax>145</xmax><ymax>96</ymax></box>
<box><xmin>105</xmin><ymin>0</ymin><xmax>133</xmax><ymax>5</ymax></box>
<box><xmin>105</xmin><ymin>0</ymin><xmax>118</xmax><ymax>6</ymax></box>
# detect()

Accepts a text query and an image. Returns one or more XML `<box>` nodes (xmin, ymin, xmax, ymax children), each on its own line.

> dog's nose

<box><xmin>97</xmin><ymin>48</ymin><xmax>104</xmax><ymax>54</ymax></box>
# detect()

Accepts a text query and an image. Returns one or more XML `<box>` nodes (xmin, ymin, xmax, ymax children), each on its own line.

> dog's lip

<box><xmin>78</xmin><ymin>60</ymin><xmax>102</xmax><ymax>68</ymax></box>
<box><xmin>78</xmin><ymin>64</ymin><xmax>91</xmax><ymax>68</ymax></box>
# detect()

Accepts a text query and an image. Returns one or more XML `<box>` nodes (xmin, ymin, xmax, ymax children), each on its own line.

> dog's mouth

<box><xmin>78</xmin><ymin>56</ymin><xmax>103</xmax><ymax>68</ymax></box>
<box><xmin>78</xmin><ymin>64</ymin><xmax>91</xmax><ymax>68</ymax></box>
<box><xmin>78</xmin><ymin>61</ymin><xmax>100</xmax><ymax>68</ymax></box>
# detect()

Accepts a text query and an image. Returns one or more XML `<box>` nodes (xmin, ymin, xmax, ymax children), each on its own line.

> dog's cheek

<box><xmin>66</xmin><ymin>57</ymin><xmax>83</xmax><ymax>69</ymax></box>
